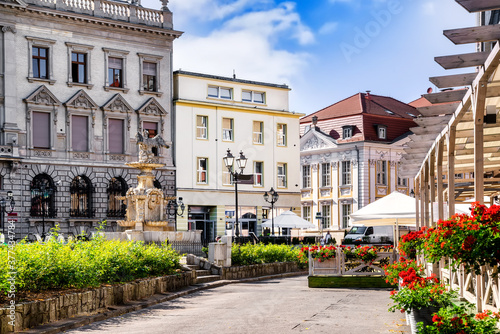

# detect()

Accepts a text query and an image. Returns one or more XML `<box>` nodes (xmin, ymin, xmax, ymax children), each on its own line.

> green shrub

<box><xmin>231</xmin><ymin>243</ymin><xmax>301</xmax><ymax>266</ymax></box>
<box><xmin>1</xmin><ymin>234</ymin><xmax>181</xmax><ymax>294</ymax></box>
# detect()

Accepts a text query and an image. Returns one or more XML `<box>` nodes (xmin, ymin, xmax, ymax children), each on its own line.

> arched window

<box><xmin>30</xmin><ymin>174</ymin><xmax>57</xmax><ymax>217</ymax></box>
<box><xmin>70</xmin><ymin>175</ymin><xmax>93</xmax><ymax>218</ymax></box>
<box><xmin>107</xmin><ymin>177</ymin><xmax>127</xmax><ymax>217</ymax></box>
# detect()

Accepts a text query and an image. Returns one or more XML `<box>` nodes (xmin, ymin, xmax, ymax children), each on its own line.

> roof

<box><xmin>173</xmin><ymin>70</ymin><xmax>290</xmax><ymax>90</ymax></box>
<box><xmin>301</xmin><ymin>92</ymin><xmax>420</xmax><ymax>123</ymax></box>
<box><xmin>408</xmin><ymin>96</ymin><xmax>432</xmax><ymax>108</ymax></box>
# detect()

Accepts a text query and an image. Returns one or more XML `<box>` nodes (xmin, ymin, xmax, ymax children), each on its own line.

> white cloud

<box><xmin>319</xmin><ymin>21</ymin><xmax>338</xmax><ymax>35</ymax></box>
<box><xmin>170</xmin><ymin>1</ymin><xmax>314</xmax><ymax>85</ymax></box>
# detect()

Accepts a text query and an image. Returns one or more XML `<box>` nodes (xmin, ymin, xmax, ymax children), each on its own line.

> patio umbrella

<box><xmin>261</xmin><ymin>210</ymin><xmax>315</xmax><ymax>229</ymax></box>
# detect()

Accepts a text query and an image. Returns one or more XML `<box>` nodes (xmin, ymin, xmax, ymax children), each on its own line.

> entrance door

<box><xmin>190</xmin><ymin>220</ymin><xmax>216</xmax><ymax>242</ymax></box>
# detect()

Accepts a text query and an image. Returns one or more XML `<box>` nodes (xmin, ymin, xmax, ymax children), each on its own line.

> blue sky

<box><xmin>142</xmin><ymin>0</ymin><xmax>475</xmax><ymax>115</ymax></box>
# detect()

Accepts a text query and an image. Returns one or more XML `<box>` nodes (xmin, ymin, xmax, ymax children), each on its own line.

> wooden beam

<box><xmin>410</xmin><ymin>124</ymin><xmax>447</xmax><ymax>135</ymax></box>
<box><xmin>429</xmin><ymin>72</ymin><xmax>477</xmax><ymax>88</ymax></box>
<box><xmin>404</xmin><ymin>147</ymin><xmax>432</xmax><ymax>154</ymax></box>
<box><xmin>415</xmin><ymin>177</ymin><xmax>420</xmax><ymax>230</ymax></box>
<box><xmin>456</xmin><ymin>0</ymin><xmax>500</xmax><ymax>13</ymax></box>
<box><xmin>444</xmin><ymin>25</ymin><xmax>500</xmax><ymax>45</ymax></box>
<box><xmin>422</xmin><ymin>89</ymin><xmax>467</xmax><ymax>104</ymax></box>
<box><xmin>406</xmin><ymin>141</ymin><xmax>434</xmax><ymax>149</ymax></box>
<box><xmin>447</xmin><ymin>127</ymin><xmax>456</xmax><ymax>218</ymax></box>
<box><xmin>408</xmin><ymin>134</ymin><xmax>439</xmax><ymax>142</ymax></box>
<box><xmin>414</xmin><ymin>115</ymin><xmax>452</xmax><ymax>126</ymax></box>
<box><xmin>437</xmin><ymin>139</ymin><xmax>444</xmax><ymax>220</ymax></box>
<box><xmin>435</xmin><ymin>51</ymin><xmax>489</xmax><ymax>70</ymax></box>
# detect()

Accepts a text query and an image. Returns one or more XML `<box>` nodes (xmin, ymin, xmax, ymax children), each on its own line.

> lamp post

<box><xmin>167</xmin><ymin>197</ymin><xmax>185</xmax><ymax>230</ymax></box>
<box><xmin>263</xmin><ymin>187</ymin><xmax>279</xmax><ymax>236</ymax></box>
<box><xmin>0</xmin><ymin>191</ymin><xmax>15</xmax><ymax>236</ymax></box>
<box><xmin>223</xmin><ymin>149</ymin><xmax>247</xmax><ymax>238</ymax></box>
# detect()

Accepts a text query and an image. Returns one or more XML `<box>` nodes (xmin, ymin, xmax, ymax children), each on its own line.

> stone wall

<box><xmin>0</xmin><ymin>272</ymin><xmax>193</xmax><ymax>333</ymax></box>
<box><xmin>221</xmin><ymin>262</ymin><xmax>299</xmax><ymax>280</ymax></box>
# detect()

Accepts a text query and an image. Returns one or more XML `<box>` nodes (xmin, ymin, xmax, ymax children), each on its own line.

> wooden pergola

<box><xmin>399</xmin><ymin>0</ymin><xmax>500</xmax><ymax>312</ymax></box>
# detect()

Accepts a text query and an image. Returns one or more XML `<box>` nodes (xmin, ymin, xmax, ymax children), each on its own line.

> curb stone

<box><xmin>17</xmin><ymin>271</ymin><xmax>308</xmax><ymax>334</ymax></box>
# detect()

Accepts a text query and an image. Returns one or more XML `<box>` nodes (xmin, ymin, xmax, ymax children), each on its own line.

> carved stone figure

<box><xmin>136</xmin><ymin>129</ymin><xmax>169</xmax><ymax>163</ymax></box>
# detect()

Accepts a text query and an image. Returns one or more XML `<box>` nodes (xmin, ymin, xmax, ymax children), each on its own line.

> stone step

<box><xmin>195</xmin><ymin>275</ymin><xmax>222</xmax><ymax>284</ymax></box>
<box><xmin>195</xmin><ymin>270</ymin><xmax>211</xmax><ymax>277</ymax></box>
<box><xmin>185</xmin><ymin>264</ymin><xmax>200</xmax><ymax>271</ymax></box>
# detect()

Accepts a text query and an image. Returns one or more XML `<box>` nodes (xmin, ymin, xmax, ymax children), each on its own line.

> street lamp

<box><xmin>223</xmin><ymin>149</ymin><xmax>247</xmax><ymax>238</ymax></box>
<box><xmin>0</xmin><ymin>191</ymin><xmax>15</xmax><ymax>236</ymax></box>
<box><xmin>167</xmin><ymin>196</ymin><xmax>185</xmax><ymax>231</ymax></box>
<box><xmin>263</xmin><ymin>187</ymin><xmax>279</xmax><ymax>236</ymax></box>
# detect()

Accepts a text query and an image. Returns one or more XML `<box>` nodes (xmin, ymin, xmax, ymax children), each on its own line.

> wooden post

<box><xmin>447</xmin><ymin>127</ymin><xmax>456</xmax><ymax>218</ymax></box>
<box><xmin>436</xmin><ymin>139</ymin><xmax>444</xmax><ymax>221</ymax></box>
<box><xmin>424</xmin><ymin>161</ymin><xmax>430</xmax><ymax>227</ymax></box>
<box><xmin>415</xmin><ymin>176</ymin><xmax>420</xmax><ymax>230</ymax></box>
<box><xmin>429</xmin><ymin>149</ymin><xmax>436</xmax><ymax>226</ymax></box>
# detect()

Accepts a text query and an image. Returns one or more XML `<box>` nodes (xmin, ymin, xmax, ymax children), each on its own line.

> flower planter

<box><xmin>408</xmin><ymin>306</ymin><xmax>439</xmax><ymax>334</ymax></box>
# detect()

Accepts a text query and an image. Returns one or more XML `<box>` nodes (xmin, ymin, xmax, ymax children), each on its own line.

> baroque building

<box><xmin>299</xmin><ymin>92</ymin><xmax>418</xmax><ymax>230</ymax></box>
<box><xmin>173</xmin><ymin>71</ymin><xmax>302</xmax><ymax>241</ymax></box>
<box><xmin>0</xmin><ymin>0</ymin><xmax>181</xmax><ymax>238</ymax></box>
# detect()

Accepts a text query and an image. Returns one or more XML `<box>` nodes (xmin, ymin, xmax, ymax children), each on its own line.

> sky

<box><xmin>142</xmin><ymin>0</ymin><xmax>476</xmax><ymax>116</ymax></box>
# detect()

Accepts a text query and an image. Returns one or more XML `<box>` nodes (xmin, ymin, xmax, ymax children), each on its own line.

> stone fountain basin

<box><xmin>117</xmin><ymin>220</ymin><xmax>136</xmax><ymax>227</ymax></box>
<box><xmin>144</xmin><ymin>221</ymin><xmax>170</xmax><ymax>227</ymax></box>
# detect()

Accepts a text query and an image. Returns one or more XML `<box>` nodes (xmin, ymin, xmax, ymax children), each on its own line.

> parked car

<box><xmin>342</xmin><ymin>225</ymin><xmax>394</xmax><ymax>245</ymax></box>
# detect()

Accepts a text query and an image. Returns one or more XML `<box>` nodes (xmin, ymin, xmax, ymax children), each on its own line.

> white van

<box><xmin>342</xmin><ymin>225</ymin><xmax>393</xmax><ymax>245</ymax></box>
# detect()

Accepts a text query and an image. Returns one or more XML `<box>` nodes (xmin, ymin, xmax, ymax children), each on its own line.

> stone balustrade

<box><xmin>23</xmin><ymin>0</ymin><xmax>172</xmax><ymax>29</ymax></box>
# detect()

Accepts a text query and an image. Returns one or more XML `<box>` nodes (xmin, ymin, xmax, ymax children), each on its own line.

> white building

<box><xmin>173</xmin><ymin>71</ymin><xmax>302</xmax><ymax>240</ymax></box>
<box><xmin>299</xmin><ymin>92</ymin><xmax>418</xmax><ymax>231</ymax></box>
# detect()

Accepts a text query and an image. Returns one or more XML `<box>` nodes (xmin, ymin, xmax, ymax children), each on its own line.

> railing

<box><xmin>23</xmin><ymin>0</ymin><xmax>169</xmax><ymax>29</ymax></box>
<box><xmin>168</xmin><ymin>241</ymin><xmax>204</xmax><ymax>257</ymax></box>
<box><xmin>432</xmin><ymin>257</ymin><xmax>500</xmax><ymax>312</ymax></box>
<box><xmin>309</xmin><ymin>247</ymin><xmax>397</xmax><ymax>276</ymax></box>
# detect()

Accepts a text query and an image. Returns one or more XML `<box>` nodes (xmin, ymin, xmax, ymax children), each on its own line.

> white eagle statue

<box><xmin>136</xmin><ymin>129</ymin><xmax>169</xmax><ymax>163</ymax></box>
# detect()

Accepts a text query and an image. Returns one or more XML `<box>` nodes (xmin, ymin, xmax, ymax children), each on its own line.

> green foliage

<box><xmin>231</xmin><ymin>243</ymin><xmax>301</xmax><ymax>266</ymax></box>
<box><xmin>1</xmin><ymin>232</ymin><xmax>181</xmax><ymax>294</ymax></box>
<box><xmin>418</xmin><ymin>303</ymin><xmax>500</xmax><ymax>333</ymax></box>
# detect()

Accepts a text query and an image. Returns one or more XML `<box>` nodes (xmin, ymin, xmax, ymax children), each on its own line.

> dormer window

<box><xmin>377</xmin><ymin>125</ymin><xmax>387</xmax><ymax>139</ymax></box>
<box><xmin>342</xmin><ymin>126</ymin><xmax>353</xmax><ymax>139</ymax></box>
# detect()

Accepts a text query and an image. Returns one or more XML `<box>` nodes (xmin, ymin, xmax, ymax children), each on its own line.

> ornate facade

<box><xmin>0</xmin><ymin>0</ymin><xmax>181</xmax><ymax>238</ymax></box>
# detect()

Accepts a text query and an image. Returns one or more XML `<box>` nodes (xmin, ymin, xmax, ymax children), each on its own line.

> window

<box><xmin>277</xmin><ymin>123</ymin><xmax>287</xmax><ymax>146</ymax></box>
<box><xmin>66</xmin><ymin>42</ymin><xmax>93</xmax><ymax>88</ymax></box>
<box><xmin>321</xmin><ymin>205</ymin><xmax>331</xmax><ymax>229</ymax></box>
<box><xmin>254</xmin><ymin>161</ymin><xmax>263</xmax><ymax>186</ymax></box>
<box><xmin>27</xmin><ymin>37</ymin><xmax>56</xmax><ymax>84</ymax></box>
<box><xmin>302</xmin><ymin>206</ymin><xmax>311</xmax><ymax>222</ymax></box>
<box><xmin>72</xmin><ymin>115</ymin><xmax>88</xmax><ymax>152</ymax></box>
<box><xmin>208</xmin><ymin>86</ymin><xmax>232</xmax><ymax>99</ymax></box>
<box><xmin>108</xmin><ymin>57</ymin><xmax>123</xmax><ymax>88</ymax></box>
<box><xmin>138</xmin><ymin>53</ymin><xmax>163</xmax><ymax>95</ymax></box>
<box><xmin>341</xmin><ymin>204</ymin><xmax>352</xmax><ymax>229</ymax></box>
<box><xmin>455</xmin><ymin>173</ymin><xmax>464</xmax><ymax>179</ymax></box>
<box><xmin>277</xmin><ymin>163</ymin><xmax>287</xmax><ymax>188</ymax></box>
<box><xmin>376</xmin><ymin>160</ymin><xmax>387</xmax><ymax>185</ymax></box>
<box><xmin>103</xmin><ymin>48</ymin><xmax>129</xmax><ymax>92</ymax></box>
<box><xmin>108</xmin><ymin>119</ymin><xmax>124</xmax><ymax>154</ymax></box>
<box><xmin>222</xmin><ymin>160</ymin><xmax>233</xmax><ymax>185</ymax></box>
<box><xmin>341</xmin><ymin>161</ymin><xmax>351</xmax><ymax>186</ymax></box>
<box><xmin>242</xmin><ymin>90</ymin><xmax>265</xmax><ymax>103</ymax></box>
<box><xmin>30</xmin><ymin>174</ymin><xmax>57</xmax><ymax>218</ymax></box>
<box><xmin>398</xmin><ymin>176</ymin><xmax>408</xmax><ymax>187</ymax></box>
<box><xmin>378</xmin><ymin>125</ymin><xmax>387</xmax><ymax>139</ymax></box>
<box><xmin>302</xmin><ymin>165</ymin><xmax>311</xmax><ymax>188</ymax></box>
<box><xmin>71</xmin><ymin>53</ymin><xmax>87</xmax><ymax>84</ymax></box>
<box><xmin>33</xmin><ymin>47</ymin><xmax>48</xmax><ymax>79</ymax></box>
<box><xmin>196</xmin><ymin>115</ymin><xmax>208</xmax><ymax>139</ymax></box>
<box><xmin>141</xmin><ymin>62</ymin><xmax>157</xmax><ymax>91</ymax></box>
<box><xmin>197</xmin><ymin>158</ymin><xmax>208</xmax><ymax>184</ymax></box>
<box><xmin>253</xmin><ymin>121</ymin><xmax>263</xmax><ymax>144</ymax></box>
<box><xmin>33</xmin><ymin>112</ymin><xmax>50</xmax><ymax>149</ymax></box>
<box><xmin>143</xmin><ymin>122</ymin><xmax>158</xmax><ymax>156</ymax></box>
<box><xmin>321</xmin><ymin>163</ymin><xmax>331</xmax><ymax>187</ymax></box>
<box><xmin>70</xmin><ymin>175</ymin><xmax>93</xmax><ymax>218</ymax></box>
<box><xmin>222</xmin><ymin>118</ymin><xmax>234</xmax><ymax>141</ymax></box>
<box><xmin>107</xmin><ymin>177</ymin><xmax>127</xmax><ymax>217</ymax></box>
<box><xmin>342</xmin><ymin>126</ymin><xmax>353</xmax><ymax>139</ymax></box>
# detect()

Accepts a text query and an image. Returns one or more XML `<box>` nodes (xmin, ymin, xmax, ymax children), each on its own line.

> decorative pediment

<box><xmin>136</xmin><ymin>97</ymin><xmax>167</xmax><ymax>116</ymax></box>
<box><xmin>302</xmin><ymin>137</ymin><xmax>327</xmax><ymax>151</ymax></box>
<box><xmin>101</xmin><ymin>94</ymin><xmax>133</xmax><ymax>113</ymax></box>
<box><xmin>64</xmin><ymin>90</ymin><xmax>98</xmax><ymax>109</ymax></box>
<box><xmin>24</xmin><ymin>85</ymin><xmax>61</xmax><ymax>106</ymax></box>
<box><xmin>300</xmin><ymin>127</ymin><xmax>337</xmax><ymax>152</ymax></box>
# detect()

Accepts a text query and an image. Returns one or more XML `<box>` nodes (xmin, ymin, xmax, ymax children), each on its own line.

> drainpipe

<box><xmin>355</xmin><ymin>145</ymin><xmax>361</xmax><ymax>210</ymax></box>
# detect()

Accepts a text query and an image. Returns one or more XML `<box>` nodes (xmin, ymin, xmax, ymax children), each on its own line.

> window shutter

<box><xmin>72</xmin><ymin>115</ymin><xmax>88</xmax><ymax>152</ymax></box>
<box><xmin>143</xmin><ymin>122</ymin><xmax>158</xmax><ymax>137</ymax></box>
<box><xmin>109</xmin><ymin>57</ymin><xmax>122</xmax><ymax>69</ymax></box>
<box><xmin>143</xmin><ymin>62</ymin><xmax>156</xmax><ymax>75</ymax></box>
<box><xmin>109</xmin><ymin>119</ymin><xmax>124</xmax><ymax>154</ymax></box>
<box><xmin>33</xmin><ymin>112</ymin><xmax>50</xmax><ymax>149</ymax></box>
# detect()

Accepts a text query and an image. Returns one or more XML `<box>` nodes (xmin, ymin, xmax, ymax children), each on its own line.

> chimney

<box><xmin>365</xmin><ymin>90</ymin><xmax>371</xmax><ymax>99</ymax></box>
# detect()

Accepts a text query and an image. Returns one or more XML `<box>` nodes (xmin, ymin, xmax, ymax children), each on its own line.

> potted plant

<box><xmin>383</xmin><ymin>258</ymin><xmax>424</xmax><ymax>286</ymax></box>
<box><xmin>399</xmin><ymin>230</ymin><xmax>424</xmax><ymax>259</ymax></box>
<box><xmin>418</xmin><ymin>303</ymin><xmax>500</xmax><ymax>333</ymax></box>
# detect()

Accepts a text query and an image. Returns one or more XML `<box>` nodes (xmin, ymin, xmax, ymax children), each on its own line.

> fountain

<box><xmin>108</xmin><ymin>130</ymin><xmax>200</xmax><ymax>243</ymax></box>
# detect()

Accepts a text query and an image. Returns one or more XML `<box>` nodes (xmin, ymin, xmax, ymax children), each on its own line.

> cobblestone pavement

<box><xmin>63</xmin><ymin>276</ymin><xmax>410</xmax><ymax>334</ymax></box>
